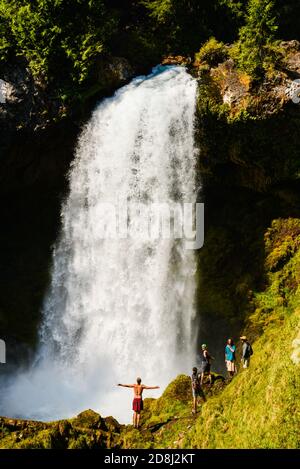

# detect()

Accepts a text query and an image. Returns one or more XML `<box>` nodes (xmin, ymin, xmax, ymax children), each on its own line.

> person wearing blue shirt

<box><xmin>225</xmin><ymin>338</ymin><xmax>236</xmax><ymax>378</ymax></box>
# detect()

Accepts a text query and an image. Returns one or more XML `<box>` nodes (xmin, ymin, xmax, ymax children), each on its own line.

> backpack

<box><xmin>248</xmin><ymin>343</ymin><xmax>253</xmax><ymax>356</ymax></box>
<box><xmin>191</xmin><ymin>374</ymin><xmax>200</xmax><ymax>390</ymax></box>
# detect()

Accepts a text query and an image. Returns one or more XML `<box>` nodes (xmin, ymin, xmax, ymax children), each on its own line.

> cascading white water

<box><xmin>2</xmin><ymin>65</ymin><xmax>198</xmax><ymax>423</ymax></box>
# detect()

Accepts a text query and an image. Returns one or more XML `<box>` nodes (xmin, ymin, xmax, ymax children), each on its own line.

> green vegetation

<box><xmin>0</xmin><ymin>409</ymin><xmax>122</xmax><ymax>449</ymax></box>
<box><xmin>185</xmin><ymin>310</ymin><xmax>300</xmax><ymax>447</ymax></box>
<box><xmin>2</xmin><ymin>229</ymin><xmax>300</xmax><ymax>449</ymax></box>
<box><xmin>0</xmin><ymin>0</ymin><xmax>117</xmax><ymax>84</ymax></box>
<box><xmin>231</xmin><ymin>0</ymin><xmax>282</xmax><ymax>79</ymax></box>
<box><xmin>249</xmin><ymin>218</ymin><xmax>300</xmax><ymax>334</ymax></box>
<box><xmin>1</xmin><ymin>0</ymin><xmax>300</xmax><ymax>98</ymax></box>
<box><xmin>1</xmin><ymin>1</ymin><xmax>300</xmax><ymax>450</ymax></box>
<box><xmin>3</xmin><ymin>210</ymin><xmax>299</xmax><ymax>448</ymax></box>
<box><xmin>193</xmin><ymin>43</ymin><xmax>300</xmax><ymax>336</ymax></box>
<box><xmin>195</xmin><ymin>38</ymin><xmax>229</xmax><ymax>67</ymax></box>
<box><xmin>121</xmin><ymin>217</ymin><xmax>300</xmax><ymax>449</ymax></box>
<box><xmin>0</xmin><ymin>376</ymin><xmax>224</xmax><ymax>449</ymax></box>
<box><xmin>195</xmin><ymin>45</ymin><xmax>300</xmax><ymax>179</ymax></box>
<box><xmin>184</xmin><ymin>218</ymin><xmax>300</xmax><ymax>448</ymax></box>
<box><xmin>141</xmin><ymin>0</ymin><xmax>240</xmax><ymax>55</ymax></box>
<box><xmin>1</xmin><ymin>210</ymin><xmax>300</xmax><ymax>450</ymax></box>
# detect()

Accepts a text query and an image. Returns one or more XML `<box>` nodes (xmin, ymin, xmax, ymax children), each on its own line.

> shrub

<box><xmin>195</xmin><ymin>37</ymin><xmax>228</xmax><ymax>67</ymax></box>
<box><xmin>141</xmin><ymin>0</ymin><xmax>242</xmax><ymax>55</ymax></box>
<box><xmin>0</xmin><ymin>0</ymin><xmax>118</xmax><ymax>84</ymax></box>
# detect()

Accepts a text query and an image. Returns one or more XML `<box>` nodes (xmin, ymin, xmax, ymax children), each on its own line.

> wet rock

<box><xmin>161</xmin><ymin>55</ymin><xmax>191</xmax><ymax>66</ymax></box>
<box><xmin>105</xmin><ymin>57</ymin><xmax>134</xmax><ymax>83</ymax></box>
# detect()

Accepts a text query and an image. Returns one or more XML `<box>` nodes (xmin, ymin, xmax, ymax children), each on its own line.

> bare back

<box><xmin>133</xmin><ymin>384</ymin><xmax>144</xmax><ymax>399</ymax></box>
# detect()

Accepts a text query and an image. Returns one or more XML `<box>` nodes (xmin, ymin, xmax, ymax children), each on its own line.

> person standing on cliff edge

<box><xmin>118</xmin><ymin>378</ymin><xmax>160</xmax><ymax>429</ymax></box>
<box><xmin>191</xmin><ymin>367</ymin><xmax>206</xmax><ymax>414</ymax></box>
<box><xmin>225</xmin><ymin>338</ymin><xmax>236</xmax><ymax>378</ymax></box>
<box><xmin>200</xmin><ymin>344</ymin><xmax>214</xmax><ymax>385</ymax></box>
<box><xmin>240</xmin><ymin>336</ymin><xmax>253</xmax><ymax>368</ymax></box>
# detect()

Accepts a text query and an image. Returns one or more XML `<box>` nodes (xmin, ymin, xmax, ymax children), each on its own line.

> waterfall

<box><xmin>1</xmin><ymin>65</ymin><xmax>198</xmax><ymax>423</ymax></box>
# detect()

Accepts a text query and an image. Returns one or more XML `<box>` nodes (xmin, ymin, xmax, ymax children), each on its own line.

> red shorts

<box><xmin>132</xmin><ymin>398</ymin><xmax>143</xmax><ymax>413</ymax></box>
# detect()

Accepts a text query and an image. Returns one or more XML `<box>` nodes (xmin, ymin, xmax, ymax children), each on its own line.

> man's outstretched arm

<box><xmin>117</xmin><ymin>384</ymin><xmax>134</xmax><ymax>388</ymax></box>
<box><xmin>143</xmin><ymin>385</ymin><xmax>160</xmax><ymax>390</ymax></box>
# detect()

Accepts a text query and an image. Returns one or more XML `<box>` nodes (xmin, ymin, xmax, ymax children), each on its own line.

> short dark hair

<box><xmin>192</xmin><ymin>367</ymin><xmax>197</xmax><ymax>374</ymax></box>
<box><xmin>137</xmin><ymin>377</ymin><xmax>141</xmax><ymax>384</ymax></box>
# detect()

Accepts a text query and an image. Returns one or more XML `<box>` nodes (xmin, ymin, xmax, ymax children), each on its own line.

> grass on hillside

<box><xmin>184</xmin><ymin>306</ymin><xmax>300</xmax><ymax>448</ymax></box>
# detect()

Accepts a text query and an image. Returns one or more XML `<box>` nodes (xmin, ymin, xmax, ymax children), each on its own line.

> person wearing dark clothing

<box><xmin>191</xmin><ymin>367</ymin><xmax>206</xmax><ymax>414</ymax></box>
<box><xmin>240</xmin><ymin>336</ymin><xmax>253</xmax><ymax>368</ymax></box>
<box><xmin>200</xmin><ymin>344</ymin><xmax>214</xmax><ymax>385</ymax></box>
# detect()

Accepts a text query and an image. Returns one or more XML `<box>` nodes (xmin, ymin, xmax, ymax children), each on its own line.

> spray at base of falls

<box><xmin>1</xmin><ymin>66</ymin><xmax>198</xmax><ymax>423</ymax></box>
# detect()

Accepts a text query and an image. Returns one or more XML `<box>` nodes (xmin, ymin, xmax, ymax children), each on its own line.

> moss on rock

<box><xmin>71</xmin><ymin>409</ymin><xmax>105</xmax><ymax>430</ymax></box>
<box><xmin>195</xmin><ymin>44</ymin><xmax>300</xmax><ymax>191</ymax></box>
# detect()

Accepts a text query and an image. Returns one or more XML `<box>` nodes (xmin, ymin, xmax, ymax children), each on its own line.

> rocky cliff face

<box><xmin>0</xmin><ymin>409</ymin><xmax>122</xmax><ymax>449</ymax></box>
<box><xmin>192</xmin><ymin>42</ymin><xmax>300</xmax><ymax>369</ymax></box>
<box><xmin>194</xmin><ymin>40</ymin><xmax>300</xmax><ymax>190</ymax></box>
<box><xmin>0</xmin><ymin>55</ymin><xmax>134</xmax><ymax>190</ymax></box>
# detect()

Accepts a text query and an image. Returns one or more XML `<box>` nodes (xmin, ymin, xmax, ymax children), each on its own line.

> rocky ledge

<box><xmin>0</xmin><ymin>374</ymin><xmax>225</xmax><ymax>449</ymax></box>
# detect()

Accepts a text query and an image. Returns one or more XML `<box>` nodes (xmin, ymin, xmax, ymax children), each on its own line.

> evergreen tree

<box><xmin>236</xmin><ymin>0</ymin><xmax>279</xmax><ymax>79</ymax></box>
<box><xmin>141</xmin><ymin>0</ymin><xmax>242</xmax><ymax>55</ymax></box>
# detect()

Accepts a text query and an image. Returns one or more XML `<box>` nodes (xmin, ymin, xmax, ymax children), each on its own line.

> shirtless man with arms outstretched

<box><xmin>118</xmin><ymin>378</ymin><xmax>159</xmax><ymax>428</ymax></box>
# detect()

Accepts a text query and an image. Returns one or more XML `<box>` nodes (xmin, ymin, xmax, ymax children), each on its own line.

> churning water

<box><xmin>1</xmin><ymin>66</ymin><xmax>198</xmax><ymax>423</ymax></box>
